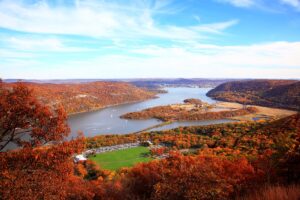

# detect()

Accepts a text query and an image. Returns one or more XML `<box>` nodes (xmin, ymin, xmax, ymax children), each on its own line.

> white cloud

<box><xmin>1</xmin><ymin>0</ymin><xmax>299</xmax><ymax>79</ymax></box>
<box><xmin>0</xmin><ymin>0</ymin><xmax>237</xmax><ymax>40</ymax></box>
<box><xmin>216</xmin><ymin>0</ymin><xmax>255</xmax><ymax>8</ymax></box>
<box><xmin>279</xmin><ymin>0</ymin><xmax>300</xmax><ymax>9</ymax></box>
<box><xmin>0</xmin><ymin>49</ymin><xmax>35</xmax><ymax>59</ymax></box>
<box><xmin>216</xmin><ymin>0</ymin><xmax>300</xmax><ymax>12</ymax></box>
<box><xmin>130</xmin><ymin>41</ymin><xmax>300</xmax><ymax>67</ymax></box>
<box><xmin>2</xmin><ymin>41</ymin><xmax>299</xmax><ymax>79</ymax></box>
<box><xmin>6</xmin><ymin>37</ymin><xmax>92</xmax><ymax>52</ymax></box>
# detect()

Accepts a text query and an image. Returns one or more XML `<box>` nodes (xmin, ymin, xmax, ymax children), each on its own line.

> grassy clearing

<box><xmin>89</xmin><ymin>146</ymin><xmax>152</xmax><ymax>171</ymax></box>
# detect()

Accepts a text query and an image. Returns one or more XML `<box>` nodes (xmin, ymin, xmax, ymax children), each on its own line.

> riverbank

<box><xmin>132</xmin><ymin>121</ymin><xmax>173</xmax><ymax>134</ymax></box>
<box><xmin>68</xmin><ymin>97</ymin><xmax>158</xmax><ymax>116</ymax></box>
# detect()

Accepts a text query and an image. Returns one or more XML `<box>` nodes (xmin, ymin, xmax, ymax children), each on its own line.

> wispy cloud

<box><xmin>130</xmin><ymin>41</ymin><xmax>300</xmax><ymax>67</ymax></box>
<box><xmin>6</xmin><ymin>37</ymin><xmax>92</xmax><ymax>52</ymax></box>
<box><xmin>279</xmin><ymin>0</ymin><xmax>300</xmax><ymax>10</ymax></box>
<box><xmin>216</xmin><ymin>0</ymin><xmax>300</xmax><ymax>11</ymax></box>
<box><xmin>0</xmin><ymin>0</ymin><xmax>299</xmax><ymax>79</ymax></box>
<box><xmin>2</xmin><ymin>41</ymin><xmax>300</xmax><ymax>79</ymax></box>
<box><xmin>0</xmin><ymin>0</ymin><xmax>238</xmax><ymax>40</ymax></box>
<box><xmin>216</xmin><ymin>0</ymin><xmax>255</xmax><ymax>8</ymax></box>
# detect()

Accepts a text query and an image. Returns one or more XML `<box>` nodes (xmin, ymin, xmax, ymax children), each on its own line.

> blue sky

<box><xmin>0</xmin><ymin>0</ymin><xmax>300</xmax><ymax>79</ymax></box>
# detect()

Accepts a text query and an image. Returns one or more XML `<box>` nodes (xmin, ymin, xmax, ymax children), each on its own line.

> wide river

<box><xmin>68</xmin><ymin>87</ymin><xmax>234</xmax><ymax>137</ymax></box>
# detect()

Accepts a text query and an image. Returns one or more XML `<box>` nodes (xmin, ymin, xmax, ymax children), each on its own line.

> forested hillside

<box><xmin>207</xmin><ymin>80</ymin><xmax>300</xmax><ymax>110</ymax></box>
<box><xmin>3</xmin><ymin>82</ymin><xmax>156</xmax><ymax>114</ymax></box>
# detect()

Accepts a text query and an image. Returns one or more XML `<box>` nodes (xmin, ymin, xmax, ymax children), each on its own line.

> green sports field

<box><xmin>89</xmin><ymin>146</ymin><xmax>152</xmax><ymax>171</ymax></box>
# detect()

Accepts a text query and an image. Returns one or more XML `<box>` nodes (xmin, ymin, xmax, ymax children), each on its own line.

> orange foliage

<box><xmin>121</xmin><ymin>105</ymin><xmax>257</xmax><ymax>121</ymax></box>
<box><xmin>3</xmin><ymin>81</ymin><xmax>156</xmax><ymax>114</ymax></box>
<box><xmin>207</xmin><ymin>80</ymin><xmax>300</xmax><ymax>110</ymax></box>
<box><xmin>0</xmin><ymin>139</ymin><xmax>89</xmax><ymax>199</ymax></box>
<box><xmin>0</xmin><ymin>82</ymin><xmax>69</xmax><ymax>151</ymax></box>
<box><xmin>120</xmin><ymin>153</ymin><xmax>257</xmax><ymax>200</ymax></box>
<box><xmin>1</xmin><ymin>82</ymin><xmax>299</xmax><ymax>199</ymax></box>
<box><xmin>150</xmin><ymin>147</ymin><xmax>167</xmax><ymax>156</ymax></box>
<box><xmin>240</xmin><ymin>184</ymin><xmax>300</xmax><ymax>200</ymax></box>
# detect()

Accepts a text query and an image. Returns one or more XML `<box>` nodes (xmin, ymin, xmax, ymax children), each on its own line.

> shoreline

<box><xmin>132</xmin><ymin>121</ymin><xmax>173</xmax><ymax>134</ymax></box>
<box><xmin>67</xmin><ymin>87</ymin><xmax>213</xmax><ymax>117</ymax></box>
<box><xmin>67</xmin><ymin>96</ymin><xmax>158</xmax><ymax>117</ymax></box>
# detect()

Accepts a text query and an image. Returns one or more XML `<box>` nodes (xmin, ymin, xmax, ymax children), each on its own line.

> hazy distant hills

<box><xmin>3</xmin><ymin>79</ymin><xmax>120</xmax><ymax>84</ymax></box>
<box><xmin>5</xmin><ymin>78</ymin><xmax>299</xmax><ymax>110</ymax></box>
<box><xmin>129</xmin><ymin>78</ymin><xmax>232</xmax><ymax>88</ymax></box>
<box><xmin>207</xmin><ymin>80</ymin><xmax>300</xmax><ymax>110</ymax></box>
<box><xmin>3</xmin><ymin>78</ymin><xmax>232</xmax><ymax>88</ymax></box>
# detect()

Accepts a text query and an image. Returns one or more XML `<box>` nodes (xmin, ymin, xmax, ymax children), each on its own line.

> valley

<box><xmin>2</xmin><ymin>1</ymin><xmax>300</xmax><ymax>198</ymax></box>
<box><xmin>4</xmin><ymin>80</ymin><xmax>297</xmax><ymax>137</ymax></box>
<box><xmin>1</xmin><ymin>79</ymin><xmax>299</xmax><ymax>200</ymax></box>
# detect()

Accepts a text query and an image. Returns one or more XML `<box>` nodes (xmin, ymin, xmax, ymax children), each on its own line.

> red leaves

<box><xmin>0</xmin><ymin>138</ymin><xmax>85</xmax><ymax>199</ymax></box>
<box><xmin>119</xmin><ymin>154</ymin><xmax>257</xmax><ymax>200</ymax></box>
<box><xmin>150</xmin><ymin>147</ymin><xmax>167</xmax><ymax>156</ymax></box>
<box><xmin>3</xmin><ymin>82</ymin><xmax>155</xmax><ymax>114</ymax></box>
<box><xmin>207</xmin><ymin>80</ymin><xmax>300</xmax><ymax>110</ymax></box>
<box><xmin>0</xmin><ymin>83</ymin><xmax>70</xmax><ymax>150</ymax></box>
<box><xmin>1</xmin><ymin>80</ymin><xmax>298</xmax><ymax>199</ymax></box>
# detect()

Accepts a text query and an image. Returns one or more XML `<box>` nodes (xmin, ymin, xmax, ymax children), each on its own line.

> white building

<box><xmin>74</xmin><ymin>154</ymin><xmax>87</xmax><ymax>163</ymax></box>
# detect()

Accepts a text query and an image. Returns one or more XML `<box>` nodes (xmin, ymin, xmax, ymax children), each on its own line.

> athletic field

<box><xmin>89</xmin><ymin>146</ymin><xmax>152</xmax><ymax>171</ymax></box>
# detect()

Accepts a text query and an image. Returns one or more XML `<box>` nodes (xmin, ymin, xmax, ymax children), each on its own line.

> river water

<box><xmin>68</xmin><ymin>87</ymin><xmax>233</xmax><ymax>137</ymax></box>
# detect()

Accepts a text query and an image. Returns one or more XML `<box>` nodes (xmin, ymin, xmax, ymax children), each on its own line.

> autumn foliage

<box><xmin>150</xmin><ymin>147</ymin><xmax>167</xmax><ymax>156</ymax></box>
<box><xmin>2</xmin><ymin>81</ymin><xmax>156</xmax><ymax>114</ymax></box>
<box><xmin>121</xmin><ymin>104</ymin><xmax>257</xmax><ymax>121</ymax></box>
<box><xmin>118</xmin><ymin>153</ymin><xmax>257</xmax><ymax>200</ymax></box>
<box><xmin>0</xmin><ymin>82</ymin><xmax>69</xmax><ymax>151</ymax></box>
<box><xmin>1</xmin><ymin>82</ymin><xmax>299</xmax><ymax>200</ymax></box>
<box><xmin>0</xmin><ymin>139</ymin><xmax>94</xmax><ymax>199</ymax></box>
<box><xmin>0</xmin><ymin>82</ymin><xmax>92</xmax><ymax>199</ymax></box>
<box><xmin>207</xmin><ymin>80</ymin><xmax>300</xmax><ymax>110</ymax></box>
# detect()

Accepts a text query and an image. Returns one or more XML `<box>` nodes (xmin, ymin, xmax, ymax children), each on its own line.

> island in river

<box><xmin>121</xmin><ymin>98</ymin><xmax>258</xmax><ymax>121</ymax></box>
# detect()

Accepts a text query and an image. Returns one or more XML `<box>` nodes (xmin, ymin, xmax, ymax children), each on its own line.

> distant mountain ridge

<box><xmin>3</xmin><ymin>78</ymin><xmax>232</xmax><ymax>88</ymax></box>
<box><xmin>207</xmin><ymin>80</ymin><xmax>300</xmax><ymax>111</ymax></box>
<box><xmin>128</xmin><ymin>78</ymin><xmax>233</xmax><ymax>88</ymax></box>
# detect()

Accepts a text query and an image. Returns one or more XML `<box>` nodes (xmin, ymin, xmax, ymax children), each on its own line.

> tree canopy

<box><xmin>0</xmin><ymin>82</ymin><xmax>69</xmax><ymax>151</ymax></box>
